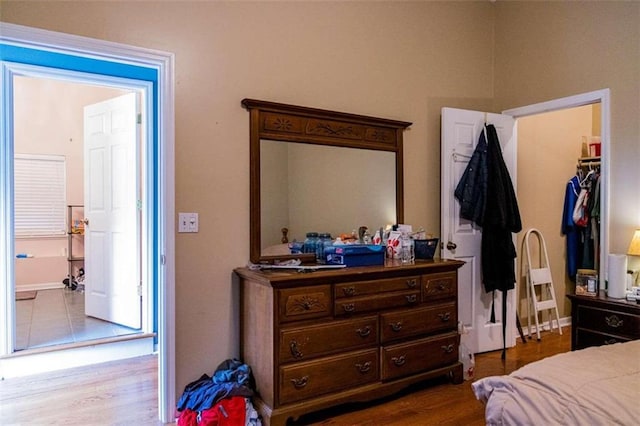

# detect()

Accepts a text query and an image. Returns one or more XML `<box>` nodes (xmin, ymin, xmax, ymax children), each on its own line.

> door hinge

<box><xmin>137</xmin><ymin>284</ymin><xmax>143</xmax><ymax>297</ymax></box>
<box><xmin>137</xmin><ymin>113</ymin><xmax>142</xmax><ymax>124</ymax></box>
<box><xmin>137</xmin><ymin>199</ymin><xmax>142</xmax><ymax>210</ymax></box>
<box><xmin>160</xmin><ymin>254</ymin><xmax>166</xmax><ymax>265</ymax></box>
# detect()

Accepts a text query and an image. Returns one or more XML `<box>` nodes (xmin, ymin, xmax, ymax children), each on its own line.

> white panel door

<box><xmin>84</xmin><ymin>92</ymin><xmax>141</xmax><ymax>329</ymax></box>
<box><xmin>441</xmin><ymin>107</ymin><xmax>517</xmax><ymax>354</ymax></box>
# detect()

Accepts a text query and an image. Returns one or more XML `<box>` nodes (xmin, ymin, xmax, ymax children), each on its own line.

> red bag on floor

<box><xmin>178</xmin><ymin>396</ymin><xmax>246</xmax><ymax>426</ymax></box>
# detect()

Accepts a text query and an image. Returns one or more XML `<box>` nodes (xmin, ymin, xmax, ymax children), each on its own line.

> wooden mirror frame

<box><xmin>242</xmin><ymin>99</ymin><xmax>412</xmax><ymax>264</ymax></box>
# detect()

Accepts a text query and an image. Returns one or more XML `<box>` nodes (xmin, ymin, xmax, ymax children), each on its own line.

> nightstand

<box><xmin>567</xmin><ymin>292</ymin><xmax>640</xmax><ymax>350</ymax></box>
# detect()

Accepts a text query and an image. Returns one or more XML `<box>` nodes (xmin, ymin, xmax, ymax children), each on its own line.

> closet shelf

<box><xmin>578</xmin><ymin>156</ymin><xmax>601</xmax><ymax>164</ymax></box>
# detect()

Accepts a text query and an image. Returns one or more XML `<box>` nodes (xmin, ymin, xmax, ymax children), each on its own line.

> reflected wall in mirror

<box><xmin>261</xmin><ymin>140</ymin><xmax>397</xmax><ymax>251</ymax></box>
<box><xmin>243</xmin><ymin>98</ymin><xmax>411</xmax><ymax>264</ymax></box>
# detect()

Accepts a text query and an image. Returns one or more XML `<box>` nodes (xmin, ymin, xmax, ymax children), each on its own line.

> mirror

<box><xmin>243</xmin><ymin>99</ymin><xmax>411</xmax><ymax>264</ymax></box>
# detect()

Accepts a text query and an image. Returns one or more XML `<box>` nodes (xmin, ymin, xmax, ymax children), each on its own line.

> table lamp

<box><xmin>628</xmin><ymin>229</ymin><xmax>640</xmax><ymax>285</ymax></box>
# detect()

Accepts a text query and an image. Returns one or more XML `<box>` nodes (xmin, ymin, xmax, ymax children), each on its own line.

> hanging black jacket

<box><xmin>481</xmin><ymin>124</ymin><xmax>522</xmax><ymax>293</ymax></box>
<box><xmin>455</xmin><ymin>124</ymin><xmax>521</xmax><ymax>359</ymax></box>
<box><xmin>454</xmin><ymin>130</ymin><xmax>488</xmax><ymax>225</ymax></box>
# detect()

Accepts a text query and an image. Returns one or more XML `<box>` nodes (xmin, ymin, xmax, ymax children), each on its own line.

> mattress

<box><xmin>472</xmin><ymin>340</ymin><xmax>640</xmax><ymax>425</ymax></box>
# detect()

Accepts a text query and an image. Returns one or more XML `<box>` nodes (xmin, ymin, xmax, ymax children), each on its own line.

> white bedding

<box><xmin>472</xmin><ymin>340</ymin><xmax>640</xmax><ymax>425</ymax></box>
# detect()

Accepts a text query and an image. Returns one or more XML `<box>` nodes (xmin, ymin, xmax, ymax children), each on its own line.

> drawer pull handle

<box><xmin>289</xmin><ymin>340</ymin><xmax>303</xmax><ymax>359</ymax></box>
<box><xmin>392</xmin><ymin>355</ymin><xmax>406</xmax><ymax>367</ymax></box>
<box><xmin>356</xmin><ymin>361</ymin><xmax>372</xmax><ymax>373</ymax></box>
<box><xmin>406</xmin><ymin>279</ymin><xmax>417</xmax><ymax>288</ymax></box>
<box><xmin>605</xmin><ymin>315</ymin><xmax>623</xmax><ymax>328</ymax></box>
<box><xmin>405</xmin><ymin>294</ymin><xmax>418</xmax><ymax>304</ymax></box>
<box><xmin>356</xmin><ymin>326</ymin><xmax>371</xmax><ymax>338</ymax></box>
<box><xmin>342</xmin><ymin>286</ymin><xmax>356</xmax><ymax>296</ymax></box>
<box><xmin>390</xmin><ymin>321</ymin><xmax>403</xmax><ymax>332</ymax></box>
<box><xmin>290</xmin><ymin>376</ymin><xmax>309</xmax><ymax>389</ymax></box>
<box><xmin>294</xmin><ymin>295</ymin><xmax>322</xmax><ymax>312</ymax></box>
<box><xmin>342</xmin><ymin>303</ymin><xmax>356</xmax><ymax>313</ymax></box>
<box><xmin>604</xmin><ymin>338</ymin><xmax>618</xmax><ymax>345</ymax></box>
<box><xmin>438</xmin><ymin>312</ymin><xmax>451</xmax><ymax>322</ymax></box>
<box><xmin>441</xmin><ymin>344</ymin><xmax>455</xmax><ymax>354</ymax></box>
<box><xmin>437</xmin><ymin>283</ymin><xmax>447</xmax><ymax>291</ymax></box>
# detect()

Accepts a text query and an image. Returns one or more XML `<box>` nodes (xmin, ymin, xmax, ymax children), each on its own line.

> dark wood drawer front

<box><xmin>335</xmin><ymin>290</ymin><xmax>421</xmax><ymax>316</ymax></box>
<box><xmin>279</xmin><ymin>316</ymin><xmax>379</xmax><ymax>363</ymax></box>
<box><xmin>278</xmin><ymin>285</ymin><xmax>331</xmax><ymax>323</ymax></box>
<box><xmin>335</xmin><ymin>276</ymin><xmax>420</xmax><ymax>299</ymax></box>
<box><xmin>380</xmin><ymin>302</ymin><xmax>457</xmax><ymax>343</ymax></box>
<box><xmin>381</xmin><ymin>332</ymin><xmax>459</xmax><ymax>381</ymax></box>
<box><xmin>422</xmin><ymin>272</ymin><xmax>456</xmax><ymax>300</ymax></box>
<box><xmin>577</xmin><ymin>305</ymin><xmax>640</xmax><ymax>340</ymax></box>
<box><xmin>575</xmin><ymin>328</ymin><xmax>632</xmax><ymax>350</ymax></box>
<box><xmin>279</xmin><ymin>349</ymin><xmax>379</xmax><ymax>405</ymax></box>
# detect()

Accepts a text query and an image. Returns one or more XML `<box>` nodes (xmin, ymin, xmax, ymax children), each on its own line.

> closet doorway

<box><xmin>505</xmin><ymin>91</ymin><xmax>610</xmax><ymax>332</ymax></box>
<box><xmin>516</xmin><ymin>103</ymin><xmax>602</xmax><ymax>322</ymax></box>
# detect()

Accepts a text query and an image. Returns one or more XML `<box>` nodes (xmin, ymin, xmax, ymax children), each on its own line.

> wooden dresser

<box><xmin>234</xmin><ymin>259</ymin><xmax>464</xmax><ymax>426</ymax></box>
<box><xmin>567</xmin><ymin>292</ymin><xmax>640</xmax><ymax>351</ymax></box>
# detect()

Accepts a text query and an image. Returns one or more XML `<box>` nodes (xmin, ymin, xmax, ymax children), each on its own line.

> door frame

<box><xmin>503</xmin><ymin>89</ymin><xmax>611</xmax><ymax>286</ymax></box>
<box><xmin>0</xmin><ymin>23</ymin><xmax>176</xmax><ymax>423</ymax></box>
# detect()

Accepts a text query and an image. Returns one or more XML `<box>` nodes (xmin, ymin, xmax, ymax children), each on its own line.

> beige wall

<box><xmin>2</xmin><ymin>0</ymin><xmax>639</xmax><ymax>400</ymax></box>
<box><xmin>494</xmin><ymin>1</ymin><xmax>640</xmax><ymax>253</ymax></box>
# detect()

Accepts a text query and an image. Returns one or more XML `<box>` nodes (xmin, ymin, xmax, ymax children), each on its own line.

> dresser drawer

<box><xmin>422</xmin><ymin>272</ymin><xmax>456</xmax><ymax>300</ymax></box>
<box><xmin>381</xmin><ymin>332</ymin><xmax>459</xmax><ymax>381</ymax></box>
<box><xmin>335</xmin><ymin>276</ymin><xmax>420</xmax><ymax>299</ymax></box>
<box><xmin>279</xmin><ymin>316</ymin><xmax>379</xmax><ymax>363</ymax></box>
<box><xmin>575</xmin><ymin>328</ymin><xmax>633</xmax><ymax>350</ymax></box>
<box><xmin>380</xmin><ymin>302</ymin><xmax>457</xmax><ymax>343</ymax></box>
<box><xmin>279</xmin><ymin>349</ymin><xmax>379</xmax><ymax>405</ymax></box>
<box><xmin>576</xmin><ymin>305</ymin><xmax>640</xmax><ymax>340</ymax></box>
<box><xmin>278</xmin><ymin>285</ymin><xmax>332</xmax><ymax>323</ymax></box>
<box><xmin>334</xmin><ymin>290</ymin><xmax>421</xmax><ymax>316</ymax></box>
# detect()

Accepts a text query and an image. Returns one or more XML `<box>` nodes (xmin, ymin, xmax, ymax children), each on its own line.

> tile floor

<box><xmin>15</xmin><ymin>288</ymin><xmax>140</xmax><ymax>351</ymax></box>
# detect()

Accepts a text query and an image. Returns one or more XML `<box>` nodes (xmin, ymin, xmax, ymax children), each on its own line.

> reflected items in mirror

<box><xmin>243</xmin><ymin>98</ymin><xmax>412</xmax><ymax>264</ymax></box>
<box><xmin>260</xmin><ymin>140</ymin><xmax>396</xmax><ymax>251</ymax></box>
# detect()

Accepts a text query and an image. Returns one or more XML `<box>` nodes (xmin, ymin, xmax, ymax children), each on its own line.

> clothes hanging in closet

<box><xmin>561</xmin><ymin>175</ymin><xmax>581</xmax><ymax>280</ymax></box>
<box><xmin>562</xmin><ymin>166</ymin><xmax>601</xmax><ymax>280</ymax></box>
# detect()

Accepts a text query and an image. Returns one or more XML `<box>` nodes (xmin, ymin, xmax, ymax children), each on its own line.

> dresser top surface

<box><xmin>567</xmin><ymin>292</ymin><xmax>640</xmax><ymax>312</ymax></box>
<box><xmin>235</xmin><ymin>258</ymin><xmax>464</xmax><ymax>287</ymax></box>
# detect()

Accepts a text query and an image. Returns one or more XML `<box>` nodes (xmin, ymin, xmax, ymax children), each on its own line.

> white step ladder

<box><xmin>523</xmin><ymin>228</ymin><xmax>563</xmax><ymax>341</ymax></box>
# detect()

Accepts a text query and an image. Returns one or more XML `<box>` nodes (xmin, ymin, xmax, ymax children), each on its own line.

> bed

<box><xmin>472</xmin><ymin>340</ymin><xmax>640</xmax><ymax>425</ymax></box>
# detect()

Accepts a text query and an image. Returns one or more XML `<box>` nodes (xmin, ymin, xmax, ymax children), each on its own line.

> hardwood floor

<box><xmin>292</xmin><ymin>327</ymin><xmax>571</xmax><ymax>426</ymax></box>
<box><xmin>0</xmin><ymin>327</ymin><xmax>570</xmax><ymax>425</ymax></box>
<box><xmin>0</xmin><ymin>354</ymin><xmax>161</xmax><ymax>425</ymax></box>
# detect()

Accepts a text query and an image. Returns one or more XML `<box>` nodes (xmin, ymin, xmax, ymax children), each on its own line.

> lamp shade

<box><xmin>628</xmin><ymin>229</ymin><xmax>640</xmax><ymax>256</ymax></box>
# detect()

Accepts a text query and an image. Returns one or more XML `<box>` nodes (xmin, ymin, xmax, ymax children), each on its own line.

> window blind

<box><xmin>14</xmin><ymin>154</ymin><xmax>67</xmax><ymax>237</ymax></box>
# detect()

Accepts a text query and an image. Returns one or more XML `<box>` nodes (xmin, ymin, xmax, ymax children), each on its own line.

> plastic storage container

<box><xmin>414</xmin><ymin>238</ymin><xmax>439</xmax><ymax>260</ymax></box>
<box><xmin>303</xmin><ymin>232</ymin><xmax>319</xmax><ymax>255</ymax></box>
<box><xmin>325</xmin><ymin>244</ymin><xmax>385</xmax><ymax>267</ymax></box>
<box><xmin>316</xmin><ymin>233</ymin><xmax>332</xmax><ymax>264</ymax></box>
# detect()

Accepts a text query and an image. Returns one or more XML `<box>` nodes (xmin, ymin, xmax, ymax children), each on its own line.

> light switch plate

<box><xmin>178</xmin><ymin>212</ymin><xmax>199</xmax><ymax>233</ymax></box>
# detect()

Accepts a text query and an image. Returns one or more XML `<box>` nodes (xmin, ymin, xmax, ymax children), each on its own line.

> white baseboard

<box><xmin>520</xmin><ymin>315</ymin><xmax>571</xmax><ymax>338</ymax></box>
<box><xmin>16</xmin><ymin>282</ymin><xmax>65</xmax><ymax>292</ymax></box>
<box><xmin>0</xmin><ymin>335</ymin><xmax>155</xmax><ymax>379</ymax></box>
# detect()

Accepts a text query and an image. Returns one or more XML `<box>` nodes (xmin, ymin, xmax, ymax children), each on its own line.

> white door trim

<box><xmin>503</xmin><ymin>89</ymin><xmax>611</xmax><ymax>285</ymax></box>
<box><xmin>0</xmin><ymin>22</ymin><xmax>176</xmax><ymax>423</ymax></box>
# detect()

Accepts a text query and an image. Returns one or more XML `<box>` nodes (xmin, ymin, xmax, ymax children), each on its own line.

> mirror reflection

<box><xmin>260</xmin><ymin>140</ymin><xmax>396</xmax><ymax>255</ymax></box>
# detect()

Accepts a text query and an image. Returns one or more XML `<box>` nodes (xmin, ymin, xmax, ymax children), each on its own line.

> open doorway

<box><xmin>516</xmin><ymin>103</ymin><xmax>602</xmax><ymax>328</ymax></box>
<box><xmin>1</xmin><ymin>22</ymin><xmax>176</xmax><ymax>423</ymax></box>
<box><xmin>13</xmin><ymin>75</ymin><xmax>146</xmax><ymax>351</ymax></box>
